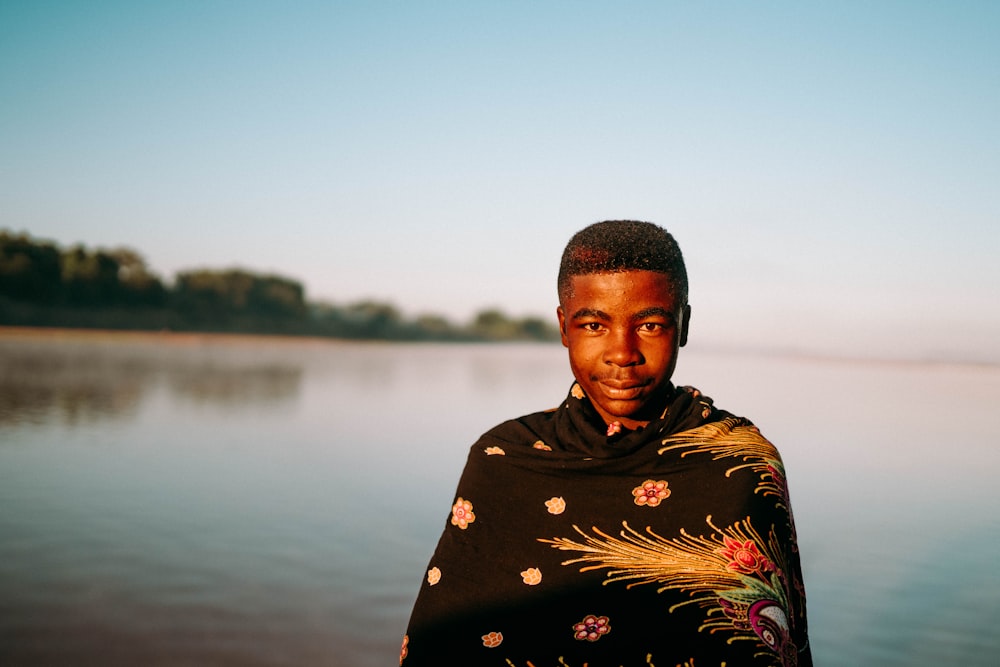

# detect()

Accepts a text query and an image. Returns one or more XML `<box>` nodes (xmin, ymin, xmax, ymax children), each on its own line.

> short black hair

<box><xmin>557</xmin><ymin>220</ymin><xmax>688</xmax><ymax>304</ymax></box>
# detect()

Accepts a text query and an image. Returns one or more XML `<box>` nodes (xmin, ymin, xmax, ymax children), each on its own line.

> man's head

<box><xmin>556</xmin><ymin>221</ymin><xmax>691</xmax><ymax>429</ymax></box>
<box><xmin>557</xmin><ymin>220</ymin><xmax>688</xmax><ymax>307</ymax></box>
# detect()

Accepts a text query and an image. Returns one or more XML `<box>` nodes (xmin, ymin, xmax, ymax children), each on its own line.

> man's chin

<box><xmin>593</xmin><ymin>397</ymin><xmax>646</xmax><ymax>422</ymax></box>
<box><xmin>593</xmin><ymin>388</ymin><xmax>673</xmax><ymax>425</ymax></box>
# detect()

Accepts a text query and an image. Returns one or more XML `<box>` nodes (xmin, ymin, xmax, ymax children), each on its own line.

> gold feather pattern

<box><xmin>540</xmin><ymin>517</ymin><xmax>795</xmax><ymax>662</ymax></box>
<box><xmin>658</xmin><ymin>417</ymin><xmax>788</xmax><ymax>506</ymax></box>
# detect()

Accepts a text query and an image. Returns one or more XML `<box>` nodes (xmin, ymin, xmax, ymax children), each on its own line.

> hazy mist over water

<box><xmin>1</xmin><ymin>331</ymin><xmax>998</xmax><ymax>666</ymax></box>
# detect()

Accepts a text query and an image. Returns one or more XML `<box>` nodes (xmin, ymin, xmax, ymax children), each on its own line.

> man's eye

<box><xmin>639</xmin><ymin>322</ymin><xmax>664</xmax><ymax>333</ymax></box>
<box><xmin>582</xmin><ymin>322</ymin><xmax>603</xmax><ymax>331</ymax></box>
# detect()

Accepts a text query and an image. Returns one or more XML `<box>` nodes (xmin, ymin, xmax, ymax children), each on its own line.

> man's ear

<box><xmin>556</xmin><ymin>306</ymin><xmax>569</xmax><ymax>348</ymax></box>
<box><xmin>679</xmin><ymin>304</ymin><xmax>691</xmax><ymax>347</ymax></box>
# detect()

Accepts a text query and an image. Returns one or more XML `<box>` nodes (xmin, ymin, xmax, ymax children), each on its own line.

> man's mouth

<box><xmin>597</xmin><ymin>378</ymin><xmax>649</xmax><ymax>399</ymax></box>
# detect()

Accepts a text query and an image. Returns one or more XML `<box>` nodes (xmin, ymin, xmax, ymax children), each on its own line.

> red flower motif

<box><xmin>573</xmin><ymin>614</ymin><xmax>611</xmax><ymax>642</ymax></box>
<box><xmin>632</xmin><ymin>479</ymin><xmax>671</xmax><ymax>507</ymax></box>
<box><xmin>717</xmin><ymin>536</ymin><xmax>774</xmax><ymax>575</ymax></box>
<box><xmin>606</xmin><ymin>421</ymin><xmax>622</xmax><ymax>437</ymax></box>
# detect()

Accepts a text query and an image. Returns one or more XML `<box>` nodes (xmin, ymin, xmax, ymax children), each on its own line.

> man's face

<box><xmin>557</xmin><ymin>270</ymin><xmax>690</xmax><ymax>430</ymax></box>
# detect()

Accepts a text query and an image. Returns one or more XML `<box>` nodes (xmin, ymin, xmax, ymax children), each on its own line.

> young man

<box><xmin>401</xmin><ymin>221</ymin><xmax>811</xmax><ymax>666</ymax></box>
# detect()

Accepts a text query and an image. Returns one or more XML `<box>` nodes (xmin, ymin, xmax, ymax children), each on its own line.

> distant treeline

<box><xmin>0</xmin><ymin>230</ymin><xmax>559</xmax><ymax>342</ymax></box>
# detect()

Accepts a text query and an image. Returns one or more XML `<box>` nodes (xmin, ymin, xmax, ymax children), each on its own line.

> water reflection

<box><xmin>166</xmin><ymin>366</ymin><xmax>301</xmax><ymax>407</ymax></box>
<box><xmin>1</xmin><ymin>331</ymin><xmax>998</xmax><ymax>667</ymax></box>
<box><xmin>0</xmin><ymin>334</ymin><xmax>303</xmax><ymax>428</ymax></box>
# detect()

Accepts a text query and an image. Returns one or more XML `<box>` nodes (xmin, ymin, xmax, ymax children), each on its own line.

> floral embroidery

<box><xmin>484</xmin><ymin>446</ymin><xmax>505</xmax><ymax>455</ymax></box>
<box><xmin>718</xmin><ymin>536</ymin><xmax>775</xmax><ymax>576</ymax></box>
<box><xmin>427</xmin><ymin>567</ymin><xmax>441</xmax><ymax>585</ymax></box>
<box><xmin>481</xmin><ymin>631</ymin><xmax>503</xmax><ymax>648</ymax></box>
<box><xmin>545</xmin><ymin>496</ymin><xmax>566</xmax><ymax>515</ymax></box>
<box><xmin>541</xmin><ymin>517</ymin><xmax>797</xmax><ymax>659</ymax></box>
<box><xmin>399</xmin><ymin>634</ymin><xmax>408</xmax><ymax>665</ymax></box>
<box><xmin>571</xmin><ymin>383</ymin><xmax>585</xmax><ymax>399</ymax></box>
<box><xmin>606</xmin><ymin>421</ymin><xmax>622</xmax><ymax>437</ymax></box>
<box><xmin>632</xmin><ymin>480</ymin><xmax>670</xmax><ymax>507</ymax></box>
<box><xmin>573</xmin><ymin>614</ymin><xmax>611</xmax><ymax>642</ymax></box>
<box><xmin>533</xmin><ymin>440</ymin><xmax>552</xmax><ymax>451</ymax></box>
<box><xmin>451</xmin><ymin>497</ymin><xmax>476</xmax><ymax>529</ymax></box>
<box><xmin>521</xmin><ymin>567</ymin><xmax>542</xmax><ymax>585</ymax></box>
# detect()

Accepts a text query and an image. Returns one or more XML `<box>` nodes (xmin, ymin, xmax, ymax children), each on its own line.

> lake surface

<box><xmin>1</xmin><ymin>329</ymin><xmax>998</xmax><ymax>666</ymax></box>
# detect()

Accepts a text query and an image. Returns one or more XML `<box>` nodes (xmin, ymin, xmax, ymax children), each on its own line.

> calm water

<box><xmin>1</xmin><ymin>331</ymin><xmax>998</xmax><ymax>666</ymax></box>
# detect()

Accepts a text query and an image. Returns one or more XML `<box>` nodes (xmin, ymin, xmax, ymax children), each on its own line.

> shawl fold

<box><xmin>402</xmin><ymin>383</ymin><xmax>811</xmax><ymax>667</ymax></box>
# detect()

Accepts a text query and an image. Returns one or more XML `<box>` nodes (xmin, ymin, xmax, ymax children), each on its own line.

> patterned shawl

<box><xmin>401</xmin><ymin>383</ymin><xmax>811</xmax><ymax>667</ymax></box>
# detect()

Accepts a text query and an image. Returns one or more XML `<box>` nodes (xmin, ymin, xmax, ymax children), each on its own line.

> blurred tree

<box><xmin>344</xmin><ymin>300</ymin><xmax>402</xmax><ymax>338</ymax></box>
<box><xmin>472</xmin><ymin>309</ymin><xmax>518</xmax><ymax>340</ymax></box>
<box><xmin>414</xmin><ymin>313</ymin><xmax>455</xmax><ymax>339</ymax></box>
<box><xmin>469</xmin><ymin>309</ymin><xmax>559</xmax><ymax>341</ymax></box>
<box><xmin>0</xmin><ymin>229</ymin><xmax>559</xmax><ymax>342</ymax></box>
<box><xmin>60</xmin><ymin>245</ymin><xmax>120</xmax><ymax>305</ymax></box>
<box><xmin>252</xmin><ymin>275</ymin><xmax>305</xmax><ymax>317</ymax></box>
<box><xmin>107</xmin><ymin>247</ymin><xmax>167</xmax><ymax>306</ymax></box>
<box><xmin>174</xmin><ymin>269</ymin><xmax>305</xmax><ymax>323</ymax></box>
<box><xmin>518</xmin><ymin>316</ymin><xmax>558</xmax><ymax>341</ymax></box>
<box><xmin>0</xmin><ymin>231</ymin><xmax>62</xmax><ymax>303</ymax></box>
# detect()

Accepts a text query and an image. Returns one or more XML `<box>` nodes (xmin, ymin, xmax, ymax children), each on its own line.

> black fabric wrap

<box><xmin>402</xmin><ymin>383</ymin><xmax>811</xmax><ymax>667</ymax></box>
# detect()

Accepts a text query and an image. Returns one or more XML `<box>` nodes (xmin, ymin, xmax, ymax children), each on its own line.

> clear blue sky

<box><xmin>2</xmin><ymin>1</ymin><xmax>997</xmax><ymax>361</ymax></box>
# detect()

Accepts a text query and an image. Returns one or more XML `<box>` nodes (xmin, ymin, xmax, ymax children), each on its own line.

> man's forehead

<box><xmin>565</xmin><ymin>270</ymin><xmax>682</xmax><ymax>300</ymax></box>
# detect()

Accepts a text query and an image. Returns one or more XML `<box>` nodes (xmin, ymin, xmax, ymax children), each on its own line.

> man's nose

<box><xmin>604</xmin><ymin>329</ymin><xmax>643</xmax><ymax>366</ymax></box>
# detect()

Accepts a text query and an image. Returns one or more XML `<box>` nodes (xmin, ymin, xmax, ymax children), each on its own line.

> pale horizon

<box><xmin>3</xmin><ymin>2</ymin><xmax>997</xmax><ymax>363</ymax></box>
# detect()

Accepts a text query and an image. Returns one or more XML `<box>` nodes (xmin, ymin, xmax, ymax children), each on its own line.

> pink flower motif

<box><xmin>573</xmin><ymin>614</ymin><xmax>611</xmax><ymax>642</ymax></box>
<box><xmin>606</xmin><ymin>421</ymin><xmax>622</xmax><ymax>437</ymax></box>
<box><xmin>484</xmin><ymin>446</ymin><xmax>505</xmax><ymax>455</ymax></box>
<box><xmin>632</xmin><ymin>479</ymin><xmax>671</xmax><ymax>507</ymax></box>
<box><xmin>717</xmin><ymin>536</ymin><xmax>775</xmax><ymax>576</ymax></box>
<box><xmin>481</xmin><ymin>631</ymin><xmax>503</xmax><ymax>648</ymax></box>
<box><xmin>545</xmin><ymin>496</ymin><xmax>566</xmax><ymax>515</ymax></box>
<box><xmin>399</xmin><ymin>634</ymin><xmax>408</xmax><ymax>665</ymax></box>
<box><xmin>426</xmin><ymin>567</ymin><xmax>441</xmax><ymax>586</ymax></box>
<box><xmin>450</xmin><ymin>497</ymin><xmax>476</xmax><ymax>529</ymax></box>
<box><xmin>532</xmin><ymin>440</ymin><xmax>552</xmax><ymax>451</ymax></box>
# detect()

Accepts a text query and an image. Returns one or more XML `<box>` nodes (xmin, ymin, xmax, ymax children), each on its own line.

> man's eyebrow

<box><xmin>570</xmin><ymin>307</ymin><xmax>676</xmax><ymax>322</ymax></box>
<box><xmin>570</xmin><ymin>308</ymin><xmax>610</xmax><ymax>321</ymax></box>
<box><xmin>631</xmin><ymin>307</ymin><xmax>676</xmax><ymax>322</ymax></box>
